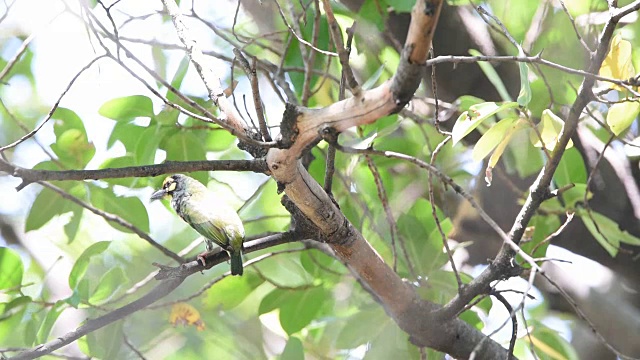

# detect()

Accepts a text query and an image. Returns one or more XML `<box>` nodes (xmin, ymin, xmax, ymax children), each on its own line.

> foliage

<box><xmin>0</xmin><ymin>0</ymin><xmax>639</xmax><ymax>359</ymax></box>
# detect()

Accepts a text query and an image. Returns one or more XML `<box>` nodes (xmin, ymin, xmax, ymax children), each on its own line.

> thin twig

<box><xmin>123</xmin><ymin>333</ymin><xmax>147</xmax><ymax>360</ymax></box>
<box><xmin>39</xmin><ymin>181</ymin><xmax>183</xmax><ymax>263</ymax></box>
<box><xmin>0</xmin><ymin>10</ymin><xmax>63</xmax><ymax>83</ymax></box>
<box><xmin>300</xmin><ymin>0</ymin><xmax>321</xmax><ymax>105</ymax></box>
<box><xmin>273</xmin><ymin>0</ymin><xmax>338</xmax><ymax>57</ymax></box>
<box><xmin>558</xmin><ymin>0</ymin><xmax>593</xmax><ymax>52</ymax></box>
<box><xmin>321</xmin><ymin>0</ymin><xmax>360</xmax><ymax>96</ymax></box>
<box><xmin>0</xmin><ymin>56</ymin><xmax>106</xmax><ymax>152</ymax></box>
<box><xmin>149</xmin><ymin>245</ymin><xmax>306</xmax><ymax>307</ymax></box>
<box><xmin>429</xmin><ymin>136</ymin><xmax>462</xmax><ymax>290</ymax></box>
<box><xmin>232</xmin><ymin>49</ymin><xmax>272</xmax><ymax>141</ymax></box>
<box><xmin>490</xmin><ymin>291</ymin><xmax>517</xmax><ymax>360</ymax></box>
<box><xmin>365</xmin><ymin>156</ymin><xmax>401</xmax><ymax>274</ymax></box>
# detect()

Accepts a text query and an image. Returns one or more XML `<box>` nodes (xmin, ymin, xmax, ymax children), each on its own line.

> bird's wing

<box><xmin>189</xmin><ymin>217</ymin><xmax>230</xmax><ymax>248</ymax></box>
<box><xmin>182</xmin><ymin>193</ymin><xmax>244</xmax><ymax>248</ymax></box>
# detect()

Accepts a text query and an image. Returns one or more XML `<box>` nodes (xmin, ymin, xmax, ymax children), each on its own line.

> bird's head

<box><xmin>150</xmin><ymin>174</ymin><xmax>190</xmax><ymax>201</ymax></box>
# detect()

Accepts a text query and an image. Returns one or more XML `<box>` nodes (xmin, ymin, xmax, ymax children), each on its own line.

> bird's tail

<box><xmin>230</xmin><ymin>250</ymin><xmax>243</xmax><ymax>276</ymax></box>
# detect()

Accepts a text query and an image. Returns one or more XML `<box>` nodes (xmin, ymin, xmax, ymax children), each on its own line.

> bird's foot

<box><xmin>196</xmin><ymin>252</ymin><xmax>208</xmax><ymax>267</ymax></box>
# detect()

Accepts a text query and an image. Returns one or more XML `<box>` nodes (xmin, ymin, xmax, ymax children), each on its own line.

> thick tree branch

<box><xmin>265</xmin><ymin>0</ymin><xmax>509</xmax><ymax>358</ymax></box>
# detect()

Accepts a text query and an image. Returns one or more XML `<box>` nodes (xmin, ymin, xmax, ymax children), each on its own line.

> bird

<box><xmin>150</xmin><ymin>174</ymin><xmax>244</xmax><ymax>275</ymax></box>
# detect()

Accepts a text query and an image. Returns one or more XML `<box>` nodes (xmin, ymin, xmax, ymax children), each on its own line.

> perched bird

<box><xmin>150</xmin><ymin>174</ymin><xmax>245</xmax><ymax>275</ymax></box>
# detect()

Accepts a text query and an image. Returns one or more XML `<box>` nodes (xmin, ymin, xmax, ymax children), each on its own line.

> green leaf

<box><xmin>300</xmin><ymin>250</ymin><xmax>343</xmax><ymax>278</ymax></box>
<box><xmin>135</xmin><ymin>125</ymin><xmax>170</xmax><ymax>165</ymax></box>
<box><xmin>155</xmin><ymin>106</ymin><xmax>179</xmax><ymax>125</ymax></box>
<box><xmin>358</xmin><ymin>0</ymin><xmax>387</xmax><ymax>31</ymax></box>
<box><xmin>259</xmin><ymin>288</ymin><xmax>289</xmax><ymax>315</ymax></box>
<box><xmin>64</xmin><ymin>205</ymin><xmax>83</xmax><ymax>244</ymax></box>
<box><xmin>279</xmin><ymin>287</ymin><xmax>328</xmax><ymax>335</ymax></box>
<box><xmin>0</xmin><ymin>297</ymin><xmax>29</xmax><ymax>344</ymax></box>
<box><xmin>163</xmin><ymin>130</ymin><xmax>206</xmax><ymax>162</ymax></box>
<box><xmin>363</xmin><ymin>314</ymin><xmax>419</xmax><ymax>359</ymax></box>
<box><xmin>559</xmin><ymin>184</ymin><xmax>590</xmax><ymax>209</ymax></box>
<box><xmin>205</xmin><ymin>129</ymin><xmax>236</xmax><ymax>152</ymax></box>
<box><xmin>98</xmin><ymin>95</ymin><xmax>154</xmax><ymax>121</ymax></box>
<box><xmin>25</xmin><ymin>188</ymin><xmax>66</xmax><ymax>231</ymax></box>
<box><xmin>203</xmin><ymin>271</ymin><xmax>264</xmax><ymax>311</ymax></box>
<box><xmin>504</xmin><ymin>129</ymin><xmax>544</xmax><ymax>178</ymax></box>
<box><xmin>555</xmin><ymin>147</ymin><xmax>586</xmax><ymax>187</ymax></box>
<box><xmin>89</xmin><ymin>267</ymin><xmax>128</xmax><ymax>304</ymax></box>
<box><xmin>362</xmin><ymin>63</ymin><xmax>386</xmax><ymax>90</ymax></box>
<box><xmin>447</xmin><ymin>0</ymin><xmax>471</xmax><ymax>5</ymax></box>
<box><xmin>579</xmin><ymin>208</ymin><xmax>640</xmax><ymax>249</ymax></box>
<box><xmin>50</xmin><ymin>108</ymin><xmax>95</xmax><ymax>168</ymax></box>
<box><xmin>25</xmin><ymin>311</ymin><xmax>41</xmax><ymax>346</ymax></box>
<box><xmin>260</xmin><ymin>287</ymin><xmax>329</xmax><ymax>335</ymax></box>
<box><xmin>36</xmin><ymin>301</ymin><xmax>66</xmax><ymax>344</ymax></box>
<box><xmin>0</xmin><ymin>247</ymin><xmax>23</xmax><ymax>290</ymax></box>
<box><xmin>98</xmin><ymin>155</ymin><xmax>147</xmax><ymax>188</ymax></box>
<box><xmin>167</xmin><ymin>55</ymin><xmax>191</xmax><ymax>102</ymax></box>
<box><xmin>336</xmin><ymin>306</ymin><xmax>389</xmax><ymax>349</ymax></box>
<box><xmin>280</xmin><ymin>336</ymin><xmax>304</xmax><ymax>360</ymax></box>
<box><xmin>151</xmin><ymin>46</ymin><xmax>167</xmax><ymax>82</ymax></box>
<box><xmin>1</xmin><ymin>295</ymin><xmax>31</xmax><ymax>313</ymax></box>
<box><xmin>577</xmin><ymin>208</ymin><xmax>619</xmax><ymax>257</ymax></box>
<box><xmin>517</xmin><ymin>48</ymin><xmax>532</xmax><ymax>107</ymax></box>
<box><xmin>606</xmin><ymin>101</ymin><xmax>640</xmax><ymax>135</ymax></box>
<box><xmin>397</xmin><ymin>199</ymin><xmax>451</xmax><ymax>276</ymax></box>
<box><xmin>91</xmin><ymin>186</ymin><xmax>149</xmax><ymax>233</ymax></box>
<box><xmin>391</xmin><ymin>0</ymin><xmax>414</xmax><ymax>12</ymax></box>
<box><xmin>456</xmin><ymin>95</ymin><xmax>485</xmax><ymax>111</ymax></box>
<box><xmin>451</xmin><ymin>101</ymin><xmax>518</xmax><ymax>145</ymax></box>
<box><xmin>519</xmin><ymin>215</ymin><xmax>561</xmax><ymax>264</ymax></box>
<box><xmin>64</xmin><ymin>184</ymin><xmax>87</xmax><ymax>244</ymax></box>
<box><xmin>469</xmin><ymin>49</ymin><xmax>512</xmax><ymax>102</ymax></box>
<box><xmin>52</xmin><ymin>107</ymin><xmax>87</xmax><ymax>139</ymax></box>
<box><xmin>51</xmin><ymin>129</ymin><xmax>95</xmax><ymax>168</ymax></box>
<box><xmin>85</xmin><ymin>320</ymin><xmax>124</xmax><ymax>360</ymax></box>
<box><xmin>528</xmin><ymin>321</ymin><xmax>579</xmax><ymax>360</ymax></box>
<box><xmin>107</xmin><ymin>121</ymin><xmax>147</xmax><ymax>150</ymax></box>
<box><xmin>69</xmin><ymin>241</ymin><xmax>111</xmax><ymax>289</ymax></box>
<box><xmin>253</xmin><ymin>252</ymin><xmax>313</xmax><ymax>288</ymax></box>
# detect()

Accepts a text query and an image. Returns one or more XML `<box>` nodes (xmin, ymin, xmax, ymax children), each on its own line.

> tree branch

<box><xmin>9</xmin><ymin>232</ymin><xmax>300</xmax><ymax>360</ymax></box>
<box><xmin>437</xmin><ymin>4</ymin><xmax>639</xmax><ymax>352</ymax></box>
<box><xmin>0</xmin><ymin>158</ymin><xmax>267</xmax><ymax>190</ymax></box>
<box><xmin>265</xmin><ymin>0</ymin><xmax>511</xmax><ymax>358</ymax></box>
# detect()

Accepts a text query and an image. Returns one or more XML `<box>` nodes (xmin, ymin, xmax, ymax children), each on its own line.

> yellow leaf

<box><xmin>169</xmin><ymin>302</ymin><xmax>206</xmax><ymax>331</ymax></box>
<box><xmin>528</xmin><ymin>334</ymin><xmax>569</xmax><ymax>360</ymax></box>
<box><xmin>599</xmin><ymin>34</ymin><xmax>635</xmax><ymax>91</ymax></box>
<box><xmin>606</xmin><ymin>101</ymin><xmax>640</xmax><ymax>135</ymax></box>
<box><xmin>482</xmin><ymin>118</ymin><xmax>528</xmax><ymax>186</ymax></box>
<box><xmin>472</xmin><ymin>117</ymin><xmax>517</xmax><ymax>162</ymax></box>
<box><xmin>530</xmin><ymin>109</ymin><xmax>573</xmax><ymax>151</ymax></box>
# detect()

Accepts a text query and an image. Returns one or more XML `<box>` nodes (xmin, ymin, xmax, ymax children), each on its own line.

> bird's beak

<box><xmin>150</xmin><ymin>189</ymin><xmax>167</xmax><ymax>201</ymax></box>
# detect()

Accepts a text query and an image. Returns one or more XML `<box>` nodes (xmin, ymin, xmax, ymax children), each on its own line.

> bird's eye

<box><xmin>166</xmin><ymin>181</ymin><xmax>177</xmax><ymax>192</ymax></box>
